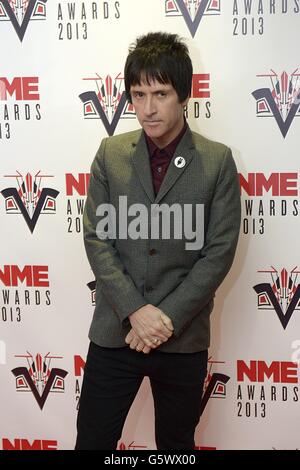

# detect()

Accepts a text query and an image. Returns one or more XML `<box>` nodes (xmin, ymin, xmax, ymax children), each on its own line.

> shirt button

<box><xmin>149</xmin><ymin>248</ymin><xmax>157</xmax><ymax>255</ymax></box>
<box><xmin>157</xmin><ymin>166</ymin><xmax>162</xmax><ymax>173</ymax></box>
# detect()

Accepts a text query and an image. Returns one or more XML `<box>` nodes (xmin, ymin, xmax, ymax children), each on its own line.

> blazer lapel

<box><xmin>155</xmin><ymin>128</ymin><xmax>195</xmax><ymax>203</ymax></box>
<box><xmin>131</xmin><ymin>127</ymin><xmax>195</xmax><ymax>204</ymax></box>
<box><xmin>131</xmin><ymin>131</ymin><xmax>155</xmax><ymax>202</ymax></box>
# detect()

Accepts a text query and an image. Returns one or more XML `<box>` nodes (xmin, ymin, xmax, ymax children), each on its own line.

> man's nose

<box><xmin>144</xmin><ymin>96</ymin><xmax>156</xmax><ymax>115</ymax></box>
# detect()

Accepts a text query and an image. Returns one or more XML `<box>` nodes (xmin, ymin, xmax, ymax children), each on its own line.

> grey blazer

<box><xmin>83</xmin><ymin>127</ymin><xmax>241</xmax><ymax>353</ymax></box>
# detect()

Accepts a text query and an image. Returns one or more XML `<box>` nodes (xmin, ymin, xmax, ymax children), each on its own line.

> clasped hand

<box><xmin>125</xmin><ymin>304</ymin><xmax>174</xmax><ymax>354</ymax></box>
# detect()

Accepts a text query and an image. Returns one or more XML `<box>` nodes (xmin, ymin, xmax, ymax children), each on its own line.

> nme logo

<box><xmin>254</xmin><ymin>267</ymin><xmax>300</xmax><ymax>329</ymax></box>
<box><xmin>252</xmin><ymin>69</ymin><xmax>300</xmax><ymax>138</ymax></box>
<box><xmin>74</xmin><ymin>355</ymin><xmax>85</xmax><ymax>377</ymax></box>
<box><xmin>239</xmin><ymin>172</ymin><xmax>298</xmax><ymax>196</ymax></box>
<box><xmin>2</xmin><ymin>438</ymin><xmax>57</xmax><ymax>450</ymax></box>
<box><xmin>66</xmin><ymin>174</ymin><xmax>90</xmax><ymax>235</ymax></box>
<box><xmin>74</xmin><ymin>355</ymin><xmax>85</xmax><ymax>410</ymax></box>
<box><xmin>200</xmin><ymin>357</ymin><xmax>230</xmax><ymax>415</ymax></box>
<box><xmin>0</xmin><ymin>77</ymin><xmax>40</xmax><ymax>100</ymax></box>
<box><xmin>185</xmin><ymin>73</ymin><xmax>211</xmax><ymax>120</ymax></box>
<box><xmin>79</xmin><ymin>73</ymin><xmax>135</xmax><ymax>136</ymax></box>
<box><xmin>165</xmin><ymin>0</ymin><xmax>221</xmax><ymax>38</ymax></box>
<box><xmin>65</xmin><ymin>173</ymin><xmax>90</xmax><ymax>196</ymax></box>
<box><xmin>12</xmin><ymin>352</ymin><xmax>68</xmax><ymax>410</ymax></box>
<box><xmin>118</xmin><ymin>441</ymin><xmax>147</xmax><ymax>450</ymax></box>
<box><xmin>0</xmin><ymin>0</ymin><xmax>47</xmax><ymax>42</ymax></box>
<box><xmin>0</xmin><ymin>265</ymin><xmax>49</xmax><ymax>287</ymax></box>
<box><xmin>237</xmin><ymin>360</ymin><xmax>298</xmax><ymax>383</ymax></box>
<box><xmin>1</xmin><ymin>171</ymin><xmax>59</xmax><ymax>233</ymax></box>
<box><xmin>191</xmin><ymin>74</ymin><xmax>210</xmax><ymax>98</ymax></box>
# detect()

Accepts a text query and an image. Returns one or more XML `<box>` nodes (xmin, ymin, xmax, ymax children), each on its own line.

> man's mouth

<box><xmin>144</xmin><ymin>121</ymin><xmax>161</xmax><ymax>125</ymax></box>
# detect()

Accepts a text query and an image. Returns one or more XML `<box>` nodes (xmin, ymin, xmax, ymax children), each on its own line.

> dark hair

<box><xmin>124</xmin><ymin>32</ymin><xmax>193</xmax><ymax>104</ymax></box>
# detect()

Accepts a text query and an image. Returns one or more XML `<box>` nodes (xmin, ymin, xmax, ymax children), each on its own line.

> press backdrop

<box><xmin>0</xmin><ymin>0</ymin><xmax>300</xmax><ymax>450</ymax></box>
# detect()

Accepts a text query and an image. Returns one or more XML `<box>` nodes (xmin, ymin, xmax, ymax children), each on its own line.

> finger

<box><xmin>150</xmin><ymin>322</ymin><xmax>173</xmax><ymax>340</ymax></box>
<box><xmin>151</xmin><ymin>329</ymin><xmax>171</xmax><ymax>342</ymax></box>
<box><xmin>160</xmin><ymin>313</ymin><xmax>174</xmax><ymax>331</ymax></box>
<box><xmin>125</xmin><ymin>330</ymin><xmax>135</xmax><ymax>344</ymax></box>
<box><xmin>142</xmin><ymin>333</ymin><xmax>166</xmax><ymax>347</ymax></box>
<box><xmin>143</xmin><ymin>337</ymin><xmax>155</xmax><ymax>348</ymax></box>
<box><xmin>149</xmin><ymin>337</ymin><xmax>163</xmax><ymax>348</ymax></box>
<box><xmin>129</xmin><ymin>336</ymin><xmax>139</xmax><ymax>350</ymax></box>
<box><xmin>161</xmin><ymin>327</ymin><xmax>172</xmax><ymax>339</ymax></box>
<box><xmin>141</xmin><ymin>337</ymin><xmax>158</xmax><ymax>349</ymax></box>
<box><xmin>135</xmin><ymin>340</ymin><xmax>145</xmax><ymax>352</ymax></box>
<box><xmin>142</xmin><ymin>345</ymin><xmax>151</xmax><ymax>354</ymax></box>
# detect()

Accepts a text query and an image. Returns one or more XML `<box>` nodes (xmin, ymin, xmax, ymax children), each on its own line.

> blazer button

<box><xmin>149</xmin><ymin>248</ymin><xmax>157</xmax><ymax>255</ymax></box>
<box><xmin>145</xmin><ymin>286</ymin><xmax>154</xmax><ymax>292</ymax></box>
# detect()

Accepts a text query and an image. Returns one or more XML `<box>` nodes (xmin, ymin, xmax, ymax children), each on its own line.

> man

<box><xmin>76</xmin><ymin>32</ymin><xmax>241</xmax><ymax>450</ymax></box>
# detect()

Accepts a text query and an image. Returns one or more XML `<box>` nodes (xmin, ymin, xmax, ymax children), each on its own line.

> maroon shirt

<box><xmin>145</xmin><ymin>120</ymin><xmax>188</xmax><ymax>195</ymax></box>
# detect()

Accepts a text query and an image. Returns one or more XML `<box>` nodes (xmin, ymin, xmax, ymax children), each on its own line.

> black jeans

<box><xmin>75</xmin><ymin>341</ymin><xmax>208</xmax><ymax>450</ymax></box>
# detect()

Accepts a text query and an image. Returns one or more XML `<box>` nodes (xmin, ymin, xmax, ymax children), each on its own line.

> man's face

<box><xmin>130</xmin><ymin>78</ymin><xmax>188</xmax><ymax>148</ymax></box>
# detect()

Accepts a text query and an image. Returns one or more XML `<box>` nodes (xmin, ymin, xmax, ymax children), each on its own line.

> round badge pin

<box><xmin>174</xmin><ymin>156</ymin><xmax>186</xmax><ymax>168</ymax></box>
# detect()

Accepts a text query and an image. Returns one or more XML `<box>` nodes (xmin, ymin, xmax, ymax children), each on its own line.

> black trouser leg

<box><xmin>150</xmin><ymin>350</ymin><xmax>208</xmax><ymax>450</ymax></box>
<box><xmin>75</xmin><ymin>342</ymin><xmax>143</xmax><ymax>450</ymax></box>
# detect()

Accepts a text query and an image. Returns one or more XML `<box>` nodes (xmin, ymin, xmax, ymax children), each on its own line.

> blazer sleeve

<box><xmin>158</xmin><ymin>147</ymin><xmax>241</xmax><ymax>337</ymax></box>
<box><xmin>83</xmin><ymin>138</ymin><xmax>147</xmax><ymax>323</ymax></box>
